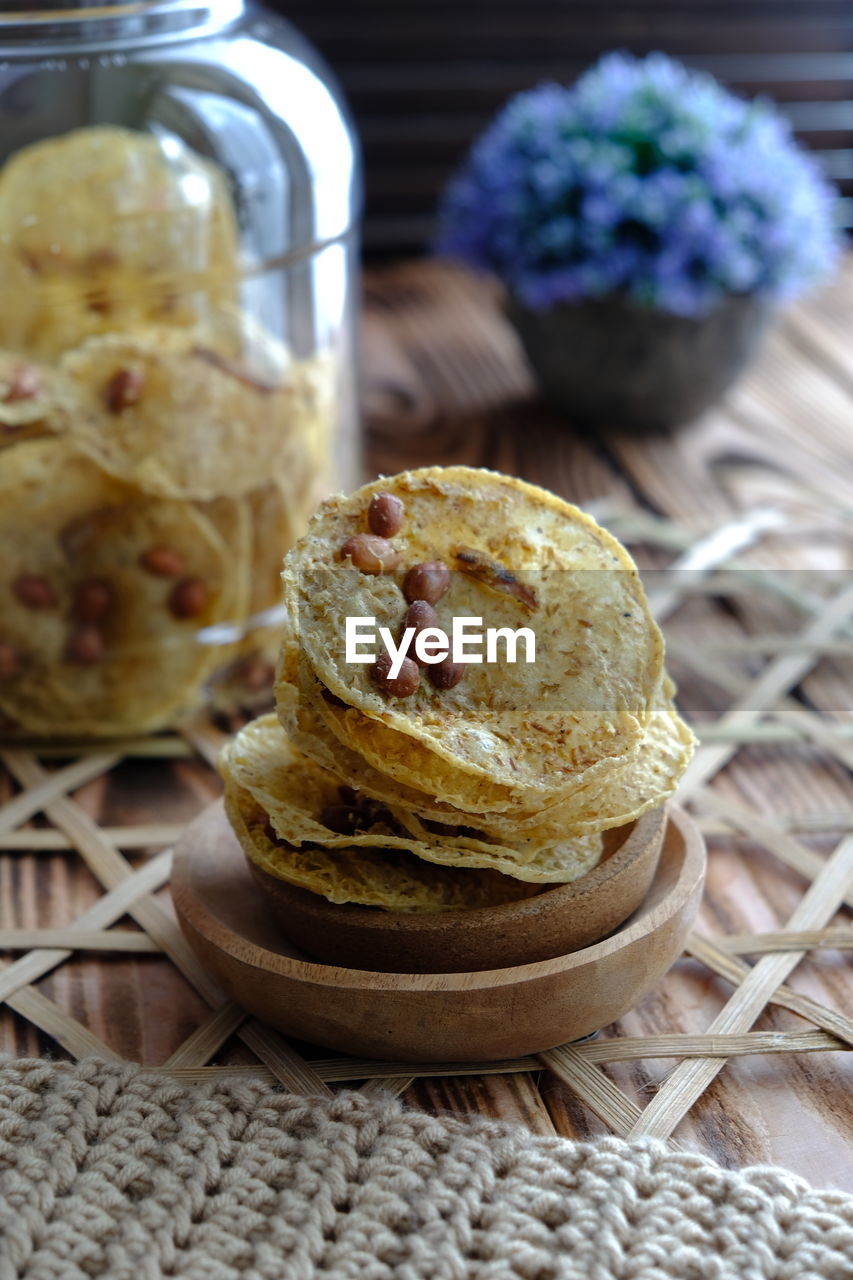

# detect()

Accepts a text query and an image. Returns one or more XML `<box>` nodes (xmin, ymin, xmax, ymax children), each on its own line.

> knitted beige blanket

<box><xmin>0</xmin><ymin>1057</ymin><xmax>851</xmax><ymax>1280</ymax></box>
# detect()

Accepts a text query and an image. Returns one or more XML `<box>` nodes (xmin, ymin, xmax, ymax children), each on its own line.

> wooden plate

<box><xmin>248</xmin><ymin>808</ymin><xmax>666</xmax><ymax>973</ymax></box>
<box><xmin>171</xmin><ymin>803</ymin><xmax>705</xmax><ymax>1062</ymax></box>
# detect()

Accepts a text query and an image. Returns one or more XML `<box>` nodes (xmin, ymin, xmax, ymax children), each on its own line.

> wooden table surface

<box><xmin>2</xmin><ymin>260</ymin><xmax>852</xmax><ymax>1190</ymax></box>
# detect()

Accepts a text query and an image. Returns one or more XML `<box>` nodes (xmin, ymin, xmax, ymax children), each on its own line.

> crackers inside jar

<box><xmin>0</xmin><ymin>123</ymin><xmax>341</xmax><ymax>737</ymax></box>
<box><xmin>0</xmin><ymin>126</ymin><xmax>240</xmax><ymax>358</ymax></box>
<box><xmin>60</xmin><ymin>321</ymin><xmax>314</xmax><ymax>501</ymax></box>
<box><xmin>0</xmin><ymin>437</ymin><xmax>243</xmax><ymax>737</ymax></box>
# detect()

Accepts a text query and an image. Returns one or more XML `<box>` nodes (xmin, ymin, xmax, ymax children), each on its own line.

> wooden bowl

<box><xmin>171</xmin><ymin>802</ymin><xmax>705</xmax><ymax>1062</ymax></box>
<box><xmin>248</xmin><ymin>808</ymin><xmax>667</xmax><ymax>973</ymax></box>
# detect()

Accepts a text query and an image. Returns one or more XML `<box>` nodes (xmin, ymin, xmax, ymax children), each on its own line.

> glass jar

<box><xmin>0</xmin><ymin>0</ymin><xmax>361</xmax><ymax>739</ymax></box>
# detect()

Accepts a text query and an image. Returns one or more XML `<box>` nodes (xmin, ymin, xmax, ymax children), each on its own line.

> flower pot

<box><xmin>507</xmin><ymin>293</ymin><xmax>774</xmax><ymax>433</ymax></box>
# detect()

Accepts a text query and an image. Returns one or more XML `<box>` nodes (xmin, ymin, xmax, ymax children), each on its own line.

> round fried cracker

<box><xmin>0</xmin><ymin>126</ymin><xmax>239</xmax><ymax>357</ymax></box>
<box><xmin>282</xmin><ymin>467</ymin><xmax>664</xmax><ymax>804</ymax></box>
<box><xmin>316</xmin><ymin>679</ymin><xmax>694</xmax><ymax>833</ymax></box>
<box><xmin>278</xmin><ymin>626</ymin><xmax>693</xmax><ymax>843</ymax></box>
<box><xmin>0</xmin><ymin>437</ymin><xmax>241</xmax><ymax>736</ymax></box>
<box><xmin>60</xmin><ymin>322</ymin><xmax>312</xmax><ymax>501</ymax></box>
<box><xmin>220</xmin><ymin>715</ymin><xmax>605</xmax><ymax>884</ymax></box>
<box><xmin>225</xmin><ymin>782</ymin><xmax>541</xmax><ymax>912</ymax></box>
<box><xmin>324</xmin><ymin>686</ymin><xmax>693</xmax><ymax>837</ymax></box>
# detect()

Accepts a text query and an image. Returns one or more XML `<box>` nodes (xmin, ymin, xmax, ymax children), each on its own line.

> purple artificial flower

<box><xmin>436</xmin><ymin>53</ymin><xmax>840</xmax><ymax>318</ymax></box>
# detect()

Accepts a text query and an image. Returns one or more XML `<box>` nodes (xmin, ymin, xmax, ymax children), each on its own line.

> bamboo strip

<box><xmin>148</xmin><ymin>1066</ymin><xmax>309</xmax><ymax>1085</ymax></box>
<box><xmin>0</xmin><ymin>929</ymin><xmax>160</xmax><ymax>953</ymax></box>
<box><xmin>125</xmin><ymin>1029</ymin><xmax>847</xmax><ymax>1088</ymax></box>
<box><xmin>693</xmin><ymin>787</ymin><xmax>853</xmax><ymax>911</ymax></box>
<box><xmin>774</xmin><ymin>705</ymin><xmax>853</xmax><ymax>773</ymax></box>
<box><xmin>0</xmin><ymin>851</ymin><xmax>172</xmax><ymax>1004</ymax></box>
<box><xmin>181</xmin><ymin>719</ymin><xmax>229</xmax><ymax>771</ymax></box>
<box><xmin>645</xmin><ymin>508</ymin><xmax>785</xmax><ymax>622</ymax></box>
<box><xmin>691</xmin><ymin>721</ymin><xmax>853</xmax><ymax>746</ymax></box>
<box><xmin>595</xmin><ymin>511</ymin><xmax>720</xmax><ymax>548</ymax></box>
<box><xmin>604</xmin><ymin>508</ymin><xmax>853</xmax><ymax>633</ymax></box>
<box><xmin>360</xmin><ymin>1077</ymin><xmax>415</xmax><ymax>1098</ymax></box>
<box><xmin>736</xmin><ymin>567</ymin><xmax>853</xmax><ymax>630</ymax></box>
<box><xmin>238</xmin><ymin>1020</ymin><xmax>333</xmax><ymax>1097</ymax></box>
<box><xmin>677</xmin><ymin>579</ymin><xmax>853</xmax><ymax>799</ymax></box>
<box><xmin>0</xmin><ymin>804</ymin><xmax>828</xmax><ymax>851</ymax></box>
<box><xmin>632</xmin><ymin>834</ymin><xmax>853</xmax><ymax>1138</ymax></box>
<box><xmin>686</xmin><ymin>935</ymin><xmax>853</xmax><ymax>1047</ymax></box>
<box><xmin>657</xmin><ymin>562</ymin><xmax>847</xmax><ymax>609</ymax></box>
<box><xmin>580</xmin><ymin>1030</ymin><xmax>844</xmax><ymax>1061</ymax></box>
<box><xmin>163</xmin><ymin>1004</ymin><xmax>247</xmax><ymax>1068</ymax></box>
<box><xmin>666</xmin><ymin>641</ymin><xmax>748</xmax><ymax>698</ymax></box>
<box><xmin>3</xmin><ymin>761</ymin><xmax>845</xmax><ymax>1107</ymax></box>
<box><xmin>322</xmin><ymin>1031</ymin><xmax>845</xmax><ymax>1076</ymax></box>
<box><xmin>160</xmin><ymin>1061</ymin><xmax>538</xmax><ymax>1085</ymax></box>
<box><xmin>540</xmin><ymin>1046</ymin><xmax>642</xmax><ymax>1137</ymax></box>
<box><xmin>4</xmin><ymin>981</ymin><xmax>122</xmax><ymax>1062</ymax></box>
<box><xmin>688</xmin><ymin>637</ymin><xmax>853</xmax><ymax>656</ymax></box>
<box><xmin>610</xmin><ymin>512</ymin><xmax>852</xmax><ymax>572</ymax></box>
<box><xmin>149</xmin><ymin>1003</ymin><xmax>845</xmax><ymax>1085</ymax></box>
<box><xmin>0</xmin><ymin>751</ymin><xmax>119</xmax><ymax>837</ymax></box>
<box><xmin>696</xmin><ymin>813</ymin><xmax>853</xmax><ymax>837</ymax></box>
<box><xmin>680</xmin><ymin>572</ymin><xmax>844</xmax><ymax>605</ymax></box>
<box><xmin>0</xmin><ymin>824</ymin><xmax>186</xmax><ymax>851</ymax></box>
<box><xmin>717</xmin><ymin>929</ymin><xmax>853</xmax><ymax>956</ymax></box>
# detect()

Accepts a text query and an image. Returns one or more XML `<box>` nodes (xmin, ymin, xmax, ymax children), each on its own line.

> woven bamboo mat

<box><xmin>1</xmin><ymin>260</ymin><xmax>852</xmax><ymax>1188</ymax></box>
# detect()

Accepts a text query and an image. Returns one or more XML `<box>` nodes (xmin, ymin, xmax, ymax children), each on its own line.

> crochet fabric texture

<box><xmin>0</xmin><ymin>1056</ymin><xmax>852</xmax><ymax>1280</ymax></box>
